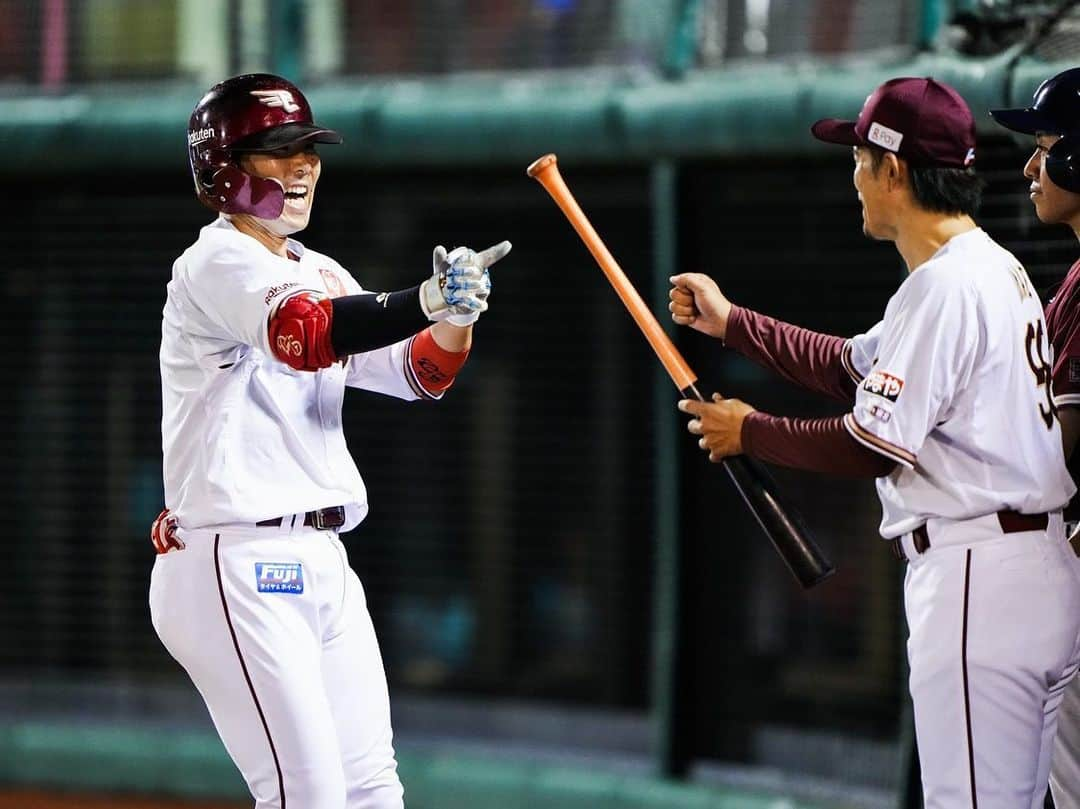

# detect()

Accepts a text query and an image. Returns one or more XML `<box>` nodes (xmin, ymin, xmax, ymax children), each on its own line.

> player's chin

<box><xmin>1031</xmin><ymin>197</ymin><xmax>1054</xmax><ymax>224</ymax></box>
<box><xmin>1032</xmin><ymin>195</ymin><xmax>1076</xmax><ymax>226</ymax></box>
<box><xmin>860</xmin><ymin>218</ymin><xmax>887</xmax><ymax>241</ymax></box>
<box><xmin>274</xmin><ymin>210</ymin><xmax>312</xmax><ymax>235</ymax></box>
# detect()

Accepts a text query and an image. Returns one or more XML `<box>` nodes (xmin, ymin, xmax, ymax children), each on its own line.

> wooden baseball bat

<box><xmin>527</xmin><ymin>153</ymin><xmax>835</xmax><ymax>589</ymax></box>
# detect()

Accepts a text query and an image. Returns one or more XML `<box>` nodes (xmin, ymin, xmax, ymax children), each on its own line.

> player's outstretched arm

<box><xmin>669</xmin><ymin>271</ymin><xmax>858</xmax><ymax>403</ymax></box>
<box><xmin>669</xmin><ymin>272</ymin><xmax>733</xmax><ymax>339</ymax></box>
<box><xmin>268</xmin><ymin>241</ymin><xmax>510</xmax><ymax>371</ymax></box>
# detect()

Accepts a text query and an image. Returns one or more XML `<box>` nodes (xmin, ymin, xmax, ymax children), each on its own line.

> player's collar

<box><xmin>285</xmin><ymin>237</ymin><xmax>306</xmax><ymax>259</ymax></box>
<box><xmin>930</xmin><ymin>226</ymin><xmax>985</xmax><ymax>261</ymax></box>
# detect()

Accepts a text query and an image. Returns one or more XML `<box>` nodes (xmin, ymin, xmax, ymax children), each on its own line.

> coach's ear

<box><xmin>884</xmin><ymin>152</ymin><xmax>907</xmax><ymax>192</ymax></box>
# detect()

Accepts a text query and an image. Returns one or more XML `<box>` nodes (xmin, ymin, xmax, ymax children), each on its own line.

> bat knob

<box><xmin>526</xmin><ymin>153</ymin><xmax>558</xmax><ymax>178</ymax></box>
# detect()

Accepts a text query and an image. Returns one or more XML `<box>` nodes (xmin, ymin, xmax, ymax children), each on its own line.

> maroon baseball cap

<box><xmin>811</xmin><ymin>77</ymin><xmax>976</xmax><ymax>168</ymax></box>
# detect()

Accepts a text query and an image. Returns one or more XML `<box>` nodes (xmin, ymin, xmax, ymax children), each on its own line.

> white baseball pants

<box><xmin>1051</xmin><ymin>674</ymin><xmax>1080</xmax><ymax>809</ymax></box>
<box><xmin>905</xmin><ymin>523</ymin><xmax>1080</xmax><ymax>809</ymax></box>
<box><xmin>150</xmin><ymin>522</ymin><xmax>404</xmax><ymax>809</ymax></box>
<box><xmin>1048</xmin><ymin>534</ymin><xmax>1080</xmax><ymax>809</ymax></box>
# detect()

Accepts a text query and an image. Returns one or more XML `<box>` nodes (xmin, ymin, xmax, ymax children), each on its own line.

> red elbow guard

<box><xmin>408</xmin><ymin>328</ymin><xmax>469</xmax><ymax>396</ymax></box>
<box><xmin>268</xmin><ymin>292</ymin><xmax>337</xmax><ymax>371</ymax></box>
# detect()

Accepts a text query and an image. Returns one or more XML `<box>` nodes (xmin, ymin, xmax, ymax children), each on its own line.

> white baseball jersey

<box><xmin>834</xmin><ymin>227</ymin><xmax>1080</xmax><ymax>808</ymax></box>
<box><xmin>839</xmin><ymin>228</ymin><xmax>1075</xmax><ymax>538</ymax></box>
<box><xmin>160</xmin><ymin>216</ymin><xmax>430</xmax><ymax>531</ymax></box>
<box><xmin>155</xmin><ymin>216</ymin><xmax>420</xmax><ymax>809</ymax></box>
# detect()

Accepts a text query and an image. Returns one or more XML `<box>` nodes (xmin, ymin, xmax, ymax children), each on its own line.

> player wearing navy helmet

<box><xmin>993</xmin><ymin>66</ymin><xmax>1080</xmax><ymax>809</ymax></box>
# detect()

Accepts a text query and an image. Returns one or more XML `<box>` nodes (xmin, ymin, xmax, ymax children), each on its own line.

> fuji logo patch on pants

<box><xmin>255</xmin><ymin>562</ymin><xmax>304</xmax><ymax>594</ymax></box>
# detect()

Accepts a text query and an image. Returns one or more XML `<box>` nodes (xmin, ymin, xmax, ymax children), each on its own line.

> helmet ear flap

<box><xmin>1046</xmin><ymin>135</ymin><xmax>1080</xmax><ymax>193</ymax></box>
<box><xmin>204</xmin><ymin>165</ymin><xmax>285</xmax><ymax>219</ymax></box>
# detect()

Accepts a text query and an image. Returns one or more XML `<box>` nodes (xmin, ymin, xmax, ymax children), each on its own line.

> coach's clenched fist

<box><xmin>678</xmin><ymin>394</ymin><xmax>756</xmax><ymax>461</ymax></box>
<box><xmin>669</xmin><ymin>272</ymin><xmax>733</xmax><ymax>339</ymax></box>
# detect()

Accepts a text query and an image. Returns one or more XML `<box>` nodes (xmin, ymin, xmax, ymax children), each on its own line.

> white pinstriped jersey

<box><xmin>840</xmin><ymin>228</ymin><xmax>1074</xmax><ymax>538</ymax></box>
<box><xmin>160</xmin><ymin>217</ymin><xmax>434</xmax><ymax>532</ymax></box>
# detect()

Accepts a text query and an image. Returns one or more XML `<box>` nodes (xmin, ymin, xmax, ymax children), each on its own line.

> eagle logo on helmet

<box><xmin>251</xmin><ymin>89</ymin><xmax>300</xmax><ymax>113</ymax></box>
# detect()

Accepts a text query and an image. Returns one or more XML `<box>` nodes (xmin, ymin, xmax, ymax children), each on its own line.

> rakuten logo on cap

<box><xmin>867</xmin><ymin>122</ymin><xmax>904</xmax><ymax>152</ymax></box>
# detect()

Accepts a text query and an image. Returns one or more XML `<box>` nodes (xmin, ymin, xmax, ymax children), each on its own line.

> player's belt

<box><xmin>255</xmin><ymin>506</ymin><xmax>346</xmax><ymax>531</ymax></box>
<box><xmin>890</xmin><ymin>510</ymin><xmax>1049</xmax><ymax>562</ymax></box>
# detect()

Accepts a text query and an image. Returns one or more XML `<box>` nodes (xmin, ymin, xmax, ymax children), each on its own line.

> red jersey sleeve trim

<box><xmin>842</xmin><ymin>413</ymin><xmax>916</xmax><ymax>469</ymax></box>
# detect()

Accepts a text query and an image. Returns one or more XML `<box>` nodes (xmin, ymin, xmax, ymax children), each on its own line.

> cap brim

<box><xmin>232</xmin><ymin>122</ymin><xmax>343</xmax><ymax>152</ymax></box>
<box><xmin>989</xmin><ymin>107</ymin><xmax>1059</xmax><ymax>136</ymax></box>
<box><xmin>810</xmin><ymin>118</ymin><xmax>861</xmax><ymax>146</ymax></box>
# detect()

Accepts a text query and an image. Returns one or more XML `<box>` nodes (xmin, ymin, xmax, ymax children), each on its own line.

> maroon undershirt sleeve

<box><xmin>741</xmin><ymin>411</ymin><xmax>897</xmax><ymax>479</ymax></box>
<box><xmin>725</xmin><ymin>306</ymin><xmax>858</xmax><ymax>402</ymax></box>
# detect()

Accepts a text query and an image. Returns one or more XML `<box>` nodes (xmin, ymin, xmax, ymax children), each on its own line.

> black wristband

<box><xmin>329</xmin><ymin>287</ymin><xmax>430</xmax><ymax>357</ymax></box>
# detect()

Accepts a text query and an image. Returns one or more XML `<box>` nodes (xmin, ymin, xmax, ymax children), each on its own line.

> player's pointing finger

<box><xmin>476</xmin><ymin>240</ymin><xmax>512</xmax><ymax>267</ymax></box>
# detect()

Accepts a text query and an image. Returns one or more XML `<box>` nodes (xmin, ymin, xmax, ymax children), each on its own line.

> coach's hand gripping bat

<box><xmin>527</xmin><ymin>154</ymin><xmax>835</xmax><ymax>589</ymax></box>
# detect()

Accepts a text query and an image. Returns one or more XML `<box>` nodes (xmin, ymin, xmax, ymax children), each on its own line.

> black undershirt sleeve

<box><xmin>329</xmin><ymin>287</ymin><xmax>430</xmax><ymax>357</ymax></box>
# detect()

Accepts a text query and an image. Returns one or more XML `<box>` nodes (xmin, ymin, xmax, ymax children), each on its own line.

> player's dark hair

<box><xmin>868</xmin><ymin>146</ymin><xmax>985</xmax><ymax>217</ymax></box>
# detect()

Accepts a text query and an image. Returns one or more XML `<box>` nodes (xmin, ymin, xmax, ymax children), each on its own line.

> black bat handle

<box><xmin>681</xmin><ymin>383</ymin><xmax>836</xmax><ymax>589</ymax></box>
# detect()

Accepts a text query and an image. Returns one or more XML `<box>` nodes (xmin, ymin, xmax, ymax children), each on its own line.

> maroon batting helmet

<box><xmin>187</xmin><ymin>73</ymin><xmax>342</xmax><ymax>218</ymax></box>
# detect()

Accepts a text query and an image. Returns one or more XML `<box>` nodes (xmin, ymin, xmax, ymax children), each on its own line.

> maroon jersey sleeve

<box><xmin>1047</xmin><ymin>260</ymin><xmax>1080</xmax><ymax>409</ymax></box>
<box><xmin>725</xmin><ymin>306</ymin><xmax>858</xmax><ymax>402</ymax></box>
<box><xmin>741</xmin><ymin>411</ymin><xmax>896</xmax><ymax>478</ymax></box>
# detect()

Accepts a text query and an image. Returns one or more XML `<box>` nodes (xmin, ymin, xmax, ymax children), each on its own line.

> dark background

<box><xmin>3</xmin><ymin>133</ymin><xmax>1072</xmax><ymax>773</ymax></box>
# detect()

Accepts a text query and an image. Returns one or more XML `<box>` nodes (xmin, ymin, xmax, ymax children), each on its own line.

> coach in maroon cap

<box><xmin>812</xmin><ymin>76</ymin><xmax>976</xmax><ymax>167</ymax></box>
<box><xmin>808</xmin><ymin>76</ymin><xmax>981</xmax><ymax>239</ymax></box>
<box><xmin>671</xmin><ymin>76</ymin><xmax>1078</xmax><ymax>809</ymax></box>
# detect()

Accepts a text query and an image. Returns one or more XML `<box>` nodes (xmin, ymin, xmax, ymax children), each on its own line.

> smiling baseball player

<box><xmin>149</xmin><ymin>73</ymin><xmax>511</xmax><ymax>809</ymax></box>
<box><xmin>671</xmin><ymin>77</ymin><xmax>1080</xmax><ymax>808</ymax></box>
<box><xmin>992</xmin><ymin>67</ymin><xmax>1080</xmax><ymax>809</ymax></box>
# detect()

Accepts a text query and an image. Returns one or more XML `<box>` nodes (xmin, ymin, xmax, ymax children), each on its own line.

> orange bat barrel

<box><xmin>527</xmin><ymin>154</ymin><xmax>697</xmax><ymax>392</ymax></box>
<box><xmin>527</xmin><ymin>153</ymin><xmax>835</xmax><ymax>589</ymax></box>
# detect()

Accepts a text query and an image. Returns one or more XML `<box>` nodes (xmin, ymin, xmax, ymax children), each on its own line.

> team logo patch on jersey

<box><xmin>255</xmin><ymin>562</ymin><xmax>304</xmax><ymax>594</ymax></box>
<box><xmin>862</xmin><ymin>370</ymin><xmax>904</xmax><ymax>403</ymax></box>
<box><xmin>1070</xmin><ymin>357</ymin><xmax>1080</xmax><ymax>384</ymax></box>
<box><xmin>319</xmin><ymin>268</ymin><xmax>347</xmax><ymax>299</ymax></box>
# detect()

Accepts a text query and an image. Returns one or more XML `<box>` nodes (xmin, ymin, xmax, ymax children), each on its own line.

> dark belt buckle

<box><xmin>313</xmin><ymin>506</ymin><xmax>345</xmax><ymax>531</ymax></box>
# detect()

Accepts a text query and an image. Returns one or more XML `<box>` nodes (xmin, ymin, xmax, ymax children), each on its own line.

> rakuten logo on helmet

<box><xmin>188</xmin><ymin>127</ymin><xmax>215</xmax><ymax>146</ymax></box>
<box><xmin>251</xmin><ymin>90</ymin><xmax>300</xmax><ymax>113</ymax></box>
